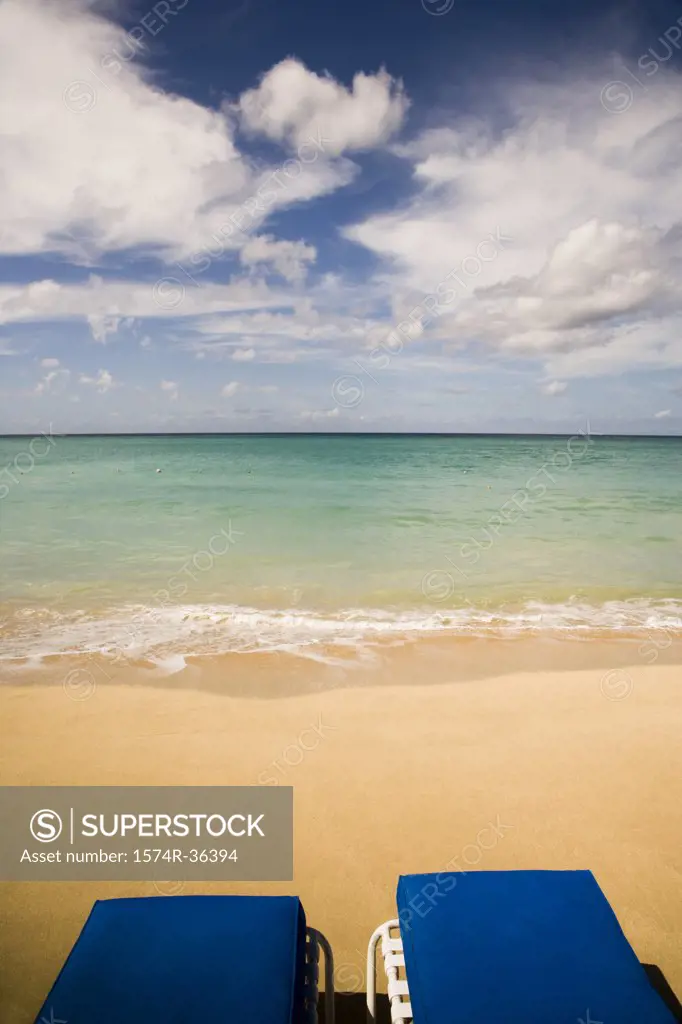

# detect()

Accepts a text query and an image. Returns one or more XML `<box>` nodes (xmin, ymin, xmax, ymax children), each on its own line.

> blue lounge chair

<box><xmin>367</xmin><ymin>870</ymin><xmax>676</xmax><ymax>1023</ymax></box>
<box><xmin>34</xmin><ymin>895</ymin><xmax>334</xmax><ymax>1024</ymax></box>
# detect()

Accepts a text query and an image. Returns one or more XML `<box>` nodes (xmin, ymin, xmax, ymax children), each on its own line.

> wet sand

<box><xmin>1</xmin><ymin>647</ymin><xmax>681</xmax><ymax>1021</ymax></box>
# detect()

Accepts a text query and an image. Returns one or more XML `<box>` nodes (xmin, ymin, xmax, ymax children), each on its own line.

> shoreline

<box><xmin>1</xmin><ymin>653</ymin><xmax>681</xmax><ymax>1020</ymax></box>
<box><xmin>2</xmin><ymin>634</ymin><xmax>682</xmax><ymax>698</ymax></box>
<box><xmin>3</xmin><ymin>596</ymin><xmax>682</xmax><ymax>668</ymax></box>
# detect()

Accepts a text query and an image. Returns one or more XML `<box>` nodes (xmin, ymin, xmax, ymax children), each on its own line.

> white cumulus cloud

<box><xmin>237</xmin><ymin>58</ymin><xmax>408</xmax><ymax>156</ymax></box>
<box><xmin>0</xmin><ymin>2</ymin><xmax>366</xmax><ymax>262</ymax></box>
<box><xmin>346</xmin><ymin>67</ymin><xmax>682</xmax><ymax>379</ymax></box>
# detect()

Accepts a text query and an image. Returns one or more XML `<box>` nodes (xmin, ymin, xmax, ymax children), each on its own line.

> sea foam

<box><xmin>1</xmin><ymin>598</ymin><xmax>681</xmax><ymax>666</ymax></box>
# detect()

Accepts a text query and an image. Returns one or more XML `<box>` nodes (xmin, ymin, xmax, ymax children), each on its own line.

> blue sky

<box><xmin>1</xmin><ymin>0</ymin><xmax>682</xmax><ymax>433</ymax></box>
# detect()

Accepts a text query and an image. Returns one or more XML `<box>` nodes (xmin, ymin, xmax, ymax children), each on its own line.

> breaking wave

<box><xmin>1</xmin><ymin>598</ymin><xmax>681</xmax><ymax>666</ymax></box>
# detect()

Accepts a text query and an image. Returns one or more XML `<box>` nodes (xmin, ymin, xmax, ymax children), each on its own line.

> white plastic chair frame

<box><xmin>305</xmin><ymin>926</ymin><xmax>335</xmax><ymax>1024</ymax></box>
<box><xmin>366</xmin><ymin>919</ymin><xmax>413</xmax><ymax>1023</ymax></box>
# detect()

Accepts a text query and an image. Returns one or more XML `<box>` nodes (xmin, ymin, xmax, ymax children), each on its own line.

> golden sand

<box><xmin>1</xmin><ymin>646</ymin><xmax>681</xmax><ymax>1021</ymax></box>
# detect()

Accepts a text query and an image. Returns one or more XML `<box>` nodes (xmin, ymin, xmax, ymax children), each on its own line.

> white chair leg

<box><xmin>367</xmin><ymin>919</ymin><xmax>412</xmax><ymax>1024</ymax></box>
<box><xmin>367</xmin><ymin>922</ymin><xmax>387</xmax><ymax>1022</ymax></box>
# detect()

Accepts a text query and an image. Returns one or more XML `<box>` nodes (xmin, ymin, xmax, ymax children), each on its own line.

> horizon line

<box><xmin>1</xmin><ymin>431</ymin><xmax>681</xmax><ymax>439</ymax></box>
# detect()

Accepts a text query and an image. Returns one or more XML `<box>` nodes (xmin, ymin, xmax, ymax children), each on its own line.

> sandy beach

<box><xmin>1</xmin><ymin>647</ymin><xmax>681</xmax><ymax>1022</ymax></box>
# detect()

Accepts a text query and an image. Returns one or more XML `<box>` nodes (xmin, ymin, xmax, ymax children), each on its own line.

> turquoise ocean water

<box><xmin>1</xmin><ymin>433</ymin><xmax>681</xmax><ymax>664</ymax></box>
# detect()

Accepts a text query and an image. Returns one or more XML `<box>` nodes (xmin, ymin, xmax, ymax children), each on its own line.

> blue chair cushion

<box><xmin>34</xmin><ymin>895</ymin><xmax>307</xmax><ymax>1024</ymax></box>
<box><xmin>397</xmin><ymin>870</ymin><xmax>676</xmax><ymax>1023</ymax></box>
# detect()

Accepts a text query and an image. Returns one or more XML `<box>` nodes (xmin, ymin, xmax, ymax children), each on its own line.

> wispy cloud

<box><xmin>542</xmin><ymin>380</ymin><xmax>568</xmax><ymax>396</ymax></box>
<box><xmin>79</xmin><ymin>369</ymin><xmax>116</xmax><ymax>393</ymax></box>
<box><xmin>160</xmin><ymin>380</ymin><xmax>179</xmax><ymax>400</ymax></box>
<box><xmin>300</xmin><ymin>407</ymin><xmax>340</xmax><ymax>421</ymax></box>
